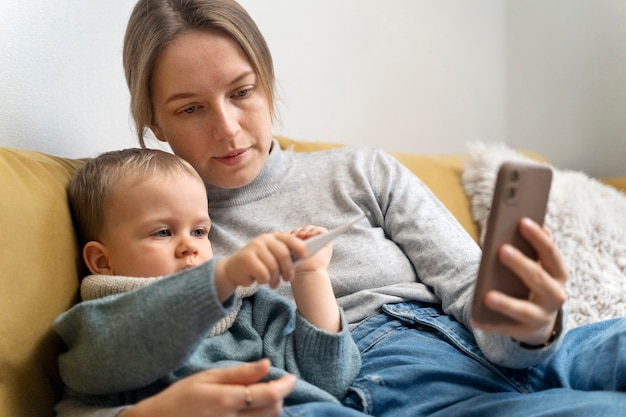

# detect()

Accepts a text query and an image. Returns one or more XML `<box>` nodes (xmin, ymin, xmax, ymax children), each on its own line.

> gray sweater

<box><xmin>203</xmin><ymin>141</ymin><xmax>564</xmax><ymax>367</ymax></box>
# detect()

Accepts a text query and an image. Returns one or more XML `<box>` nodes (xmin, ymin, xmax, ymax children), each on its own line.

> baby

<box><xmin>55</xmin><ymin>148</ymin><xmax>360</xmax><ymax>407</ymax></box>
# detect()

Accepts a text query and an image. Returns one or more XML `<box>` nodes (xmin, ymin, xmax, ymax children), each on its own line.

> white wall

<box><xmin>244</xmin><ymin>0</ymin><xmax>507</xmax><ymax>156</ymax></box>
<box><xmin>0</xmin><ymin>2</ymin><xmax>138</xmax><ymax>158</ymax></box>
<box><xmin>506</xmin><ymin>0</ymin><xmax>626</xmax><ymax>177</ymax></box>
<box><xmin>0</xmin><ymin>1</ymin><xmax>624</xmax><ymax>177</ymax></box>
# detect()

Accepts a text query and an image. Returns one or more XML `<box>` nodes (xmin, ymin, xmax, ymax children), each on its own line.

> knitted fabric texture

<box><xmin>81</xmin><ymin>274</ymin><xmax>259</xmax><ymax>337</ymax></box>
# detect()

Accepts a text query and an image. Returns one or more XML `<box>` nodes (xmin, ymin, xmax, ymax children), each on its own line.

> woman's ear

<box><xmin>83</xmin><ymin>241</ymin><xmax>113</xmax><ymax>275</ymax></box>
<box><xmin>149</xmin><ymin>121</ymin><xmax>167</xmax><ymax>143</ymax></box>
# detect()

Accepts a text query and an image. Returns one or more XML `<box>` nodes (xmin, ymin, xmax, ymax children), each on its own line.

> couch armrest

<box><xmin>0</xmin><ymin>147</ymin><xmax>84</xmax><ymax>417</ymax></box>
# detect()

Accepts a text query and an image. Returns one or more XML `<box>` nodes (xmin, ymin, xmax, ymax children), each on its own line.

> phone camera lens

<box><xmin>506</xmin><ymin>187</ymin><xmax>517</xmax><ymax>201</ymax></box>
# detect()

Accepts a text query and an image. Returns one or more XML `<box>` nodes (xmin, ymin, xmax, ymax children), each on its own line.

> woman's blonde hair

<box><xmin>123</xmin><ymin>0</ymin><xmax>275</xmax><ymax>147</ymax></box>
<box><xmin>67</xmin><ymin>148</ymin><xmax>202</xmax><ymax>246</ymax></box>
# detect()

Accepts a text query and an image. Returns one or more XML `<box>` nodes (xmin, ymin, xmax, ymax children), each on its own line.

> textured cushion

<box><xmin>0</xmin><ymin>147</ymin><xmax>85</xmax><ymax>417</ymax></box>
<box><xmin>462</xmin><ymin>142</ymin><xmax>626</xmax><ymax>327</ymax></box>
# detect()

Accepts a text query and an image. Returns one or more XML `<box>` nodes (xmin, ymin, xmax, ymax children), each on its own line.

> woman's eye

<box><xmin>155</xmin><ymin>229</ymin><xmax>171</xmax><ymax>237</ymax></box>
<box><xmin>181</xmin><ymin>105</ymin><xmax>197</xmax><ymax>115</ymax></box>
<box><xmin>234</xmin><ymin>88</ymin><xmax>251</xmax><ymax>98</ymax></box>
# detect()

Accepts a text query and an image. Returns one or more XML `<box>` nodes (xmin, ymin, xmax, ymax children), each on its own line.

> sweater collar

<box><xmin>206</xmin><ymin>139</ymin><xmax>294</xmax><ymax>208</ymax></box>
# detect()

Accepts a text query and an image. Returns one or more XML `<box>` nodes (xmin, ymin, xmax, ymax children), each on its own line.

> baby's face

<box><xmin>96</xmin><ymin>173</ymin><xmax>213</xmax><ymax>277</ymax></box>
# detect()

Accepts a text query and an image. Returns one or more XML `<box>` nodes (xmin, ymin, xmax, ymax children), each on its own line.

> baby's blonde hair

<box><xmin>68</xmin><ymin>148</ymin><xmax>203</xmax><ymax>246</ymax></box>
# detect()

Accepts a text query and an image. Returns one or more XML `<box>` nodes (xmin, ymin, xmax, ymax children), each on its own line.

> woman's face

<box><xmin>150</xmin><ymin>30</ymin><xmax>273</xmax><ymax>189</ymax></box>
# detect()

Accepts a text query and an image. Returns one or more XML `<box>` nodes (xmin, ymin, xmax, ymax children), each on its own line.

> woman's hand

<box><xmin>120</xmin><ymin>359</ymin><xmax>296</xmax><ymax>417</ymax></box>
<box><xmin>472</xmin><ymin>217</ymin><xmax>568</xmax><ymax>346</ymax></box>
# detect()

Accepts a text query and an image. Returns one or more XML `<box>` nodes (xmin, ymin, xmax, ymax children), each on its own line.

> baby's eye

<box><xmin>192</xmin><ymin>228</ymin><xmax>208</xmax><ymax>238</ymax></box>
<box><xmin>154</xmin><ymin>229</ymin><xmax>172</xmax><ymax>238</ymax></box>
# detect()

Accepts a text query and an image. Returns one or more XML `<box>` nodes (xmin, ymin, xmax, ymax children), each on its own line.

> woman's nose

<box><xmin>211</xmin><ymin>103</ymin><xmax>241</xmax><ymax>141</ymax></box>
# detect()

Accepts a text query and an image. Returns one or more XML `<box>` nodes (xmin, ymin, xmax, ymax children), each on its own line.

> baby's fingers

<box><xmin>270</xmin><ymin>232</ymin><xmax>307</xmax><ymax>282</ymax></box>
<box><xmin>291</xmin><ymin>225</ymin><xmax>327</xmax><ymax>240</ymax></box>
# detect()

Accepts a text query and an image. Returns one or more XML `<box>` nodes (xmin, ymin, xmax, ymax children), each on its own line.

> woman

<box><xmin>57</xmin><ymin>0</ymin><xmax>626</xmax><ymax>416</ymax></box>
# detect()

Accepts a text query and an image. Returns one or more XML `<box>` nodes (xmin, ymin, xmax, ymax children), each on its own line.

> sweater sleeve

<box><xmin>291</xmin><ymin>310</ymin><xmax>361</xmax><ymax>399</ymax></box>
<box><xmin>54</xmin><ymin>390</ymin><xmax>127</xmax><ymax>417</ymax></box>
<box><xmin>370</xmin><ymin>149</ymin><xmax>564</xmax><ymax>367</ymax></box>
<box><xmin>251</xmin><ymin>289</ymin><xmax>361</xmax><ymax>400</ymax></box>
<box><xmin>55</xmin><ymin>260</ymin><xmax>236</xmax><ymax>395</ymax></box>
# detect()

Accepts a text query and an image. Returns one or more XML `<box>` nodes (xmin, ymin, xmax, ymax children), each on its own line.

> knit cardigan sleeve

<box><xmin>249</xmin><ymin>288</ymin><xmax>361</xmax><ymax>401</ymax></box>
<box><xmin>55</xmin><ymin>260</ymin><xmax>234</xmax><ymax>395</ymax></box>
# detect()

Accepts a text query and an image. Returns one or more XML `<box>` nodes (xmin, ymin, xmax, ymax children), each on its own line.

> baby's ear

<box><xmin>83</xmin><ymin>241</ymin><xmax>113</xmax><ymax>275</ymax></box>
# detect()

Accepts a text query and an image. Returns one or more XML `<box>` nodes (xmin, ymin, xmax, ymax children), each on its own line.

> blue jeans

<box><xmin>341</xmin><ymin>301</ymin><xmax>626</xmax><ymax>417</ymax></box>
<box><xmin>282</xmin><ymin>402</ymin><xmax>369</xmax><ymax>417</ymax></box>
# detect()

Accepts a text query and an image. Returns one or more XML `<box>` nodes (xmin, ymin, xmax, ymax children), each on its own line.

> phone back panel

<box><xmin>472</xmin><ymin>161</ymin><xmax>553</xmax><ymax>325</ymax></box>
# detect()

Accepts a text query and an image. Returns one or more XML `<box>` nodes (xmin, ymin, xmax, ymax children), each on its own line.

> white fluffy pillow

<box><xmin>462</xmin><ymin>142</ymin><xmax>626</xmax><ymax>328</ymax></box>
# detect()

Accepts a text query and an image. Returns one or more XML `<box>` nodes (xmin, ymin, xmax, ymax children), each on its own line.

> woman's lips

<box><xmin>214</xmin><ymin>148</ymin><xmax>249</xmax><ymax>166</ymax></box>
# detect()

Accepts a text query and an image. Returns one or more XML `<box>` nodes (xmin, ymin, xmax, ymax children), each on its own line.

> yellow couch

<box><xmin>1</xmin><ymin>137</ymin><xmax>624</xmax><ymax>417</ymax></box>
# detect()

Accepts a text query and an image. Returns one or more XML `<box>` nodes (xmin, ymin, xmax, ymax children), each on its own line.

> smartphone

<box><xmin>471</xmin><ymin>160</ymin><xmax>552</xmax><ymax>325</ymax></box>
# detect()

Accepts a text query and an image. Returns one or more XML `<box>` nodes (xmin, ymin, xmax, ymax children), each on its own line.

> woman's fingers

<box><xmin>478</xmin><ymin>290</ymin><xmax>552</xmax><ymax>338</ymax></box>
<box><xmin>519</xmin><ymin>218</ymin><xmax>568</xmax><ymax>285</ymax></box>
<box><xmin>122</xmin><ymin>359</ymin><xmax>295</xmax><ymax>417</ymax></box>
<box><xmin>476</xmin><ymin>217</ymin><xmax>567</xmax><ymax>344</ymax></box>
<box><xmin>186</xmin><ymin>359</ymin><xmax>296</xmax><ymax>416</ymax></box>
<box><xmin>240</xmin><ymin>374</ymin><xmax>297</xmax><ymax>413</ymax></box>
<box><xmin>498</xmin><ymin>243</ymin><xmax>565</xmax><ymax>311</ymax></box>
<box><xmin>201</xmin><ymin>358</ymin><xmax>272</xmax><ymax>385</ymax></box>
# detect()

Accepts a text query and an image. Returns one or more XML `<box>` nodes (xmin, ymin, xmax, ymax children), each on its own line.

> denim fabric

<box><xmin>282</xmin><ymin>402</ymin><xmax>369</xmax><ymax>417</ymax></box>
<box><xmin>342</xmin><ymin>301</ymin><xmax>626</xmax><ymax>417</ymax></box>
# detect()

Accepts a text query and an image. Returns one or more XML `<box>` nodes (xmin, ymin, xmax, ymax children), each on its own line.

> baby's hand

<box><xmin>290</xmin><ymin>225</ymin><xmax>332</xmax><ymax>273</ymax></box>
<box><xmin>218</xmin><ymin>232</ymin><xmax>307</xmax><ymax>290</ymax></box>
<box><xmin>289</xmin><ymin>226</ymin><xmax>339</xmax><ymax>333</ymax></box>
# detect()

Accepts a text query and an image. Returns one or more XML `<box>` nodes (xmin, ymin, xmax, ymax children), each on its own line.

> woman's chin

<box><xmin>208</xmin><ymin>171</ymin><xmax>258</xmax><ymax>189</ymax></box>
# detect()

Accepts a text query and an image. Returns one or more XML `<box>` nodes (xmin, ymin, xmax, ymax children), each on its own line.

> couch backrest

<box><xmin>0</xmin><ymin>147</ymin><xmax>85</xmax><ymax>417</ymax></box>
